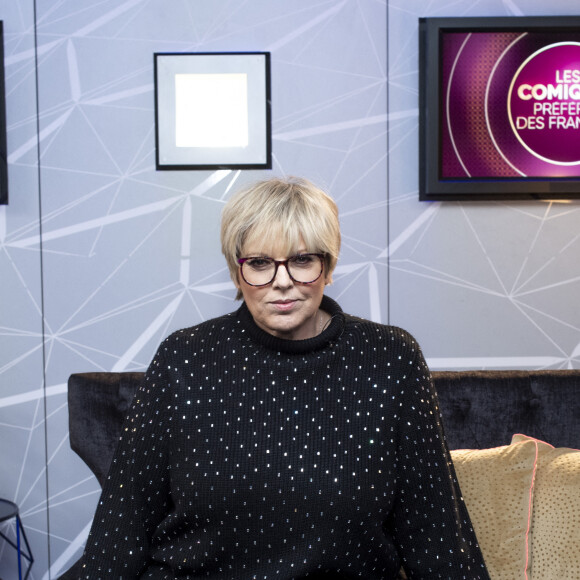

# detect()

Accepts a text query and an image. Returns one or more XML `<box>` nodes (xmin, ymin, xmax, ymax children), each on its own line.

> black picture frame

<box><xmin>0</xmin><ymin>21</ymin><xmax>8</xmax><ymax>205</ymax></box>
<box><xmin>419</xmin><ymin>16</ymin><xmax>580</xmax><ymax>201</ymax></box>
<box><xmin>154</xmin><ymin>52</ymin><xmax>271</xmax><ymax>171</ymax></box>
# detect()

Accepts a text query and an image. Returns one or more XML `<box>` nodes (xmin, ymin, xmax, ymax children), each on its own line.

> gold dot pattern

<box><xmin>451</xmin><ymin>440</ymin><xmax>537</xmax><ymax>579</ymax></box>
<box><xmin>512</xmin><ymin>436</ymin><xmax>580</xmax><ymax>579</ymax></box>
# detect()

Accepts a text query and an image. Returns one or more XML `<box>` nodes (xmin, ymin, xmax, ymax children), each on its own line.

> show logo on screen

<box><xmin>509</xmin><ymin>43</ymin><xmax>580</xmax><ymax>165</ymax></box>
<box><xmin>420</xmin><ymin>16</ymin><xmax>580</xmax><ymax>201</ymax></box>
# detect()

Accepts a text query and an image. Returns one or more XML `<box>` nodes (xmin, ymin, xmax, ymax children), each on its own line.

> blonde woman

<box><xmin>81</xmin><ymin>177</ymin><xmax>489</xmax><ymax>579</ymax></box>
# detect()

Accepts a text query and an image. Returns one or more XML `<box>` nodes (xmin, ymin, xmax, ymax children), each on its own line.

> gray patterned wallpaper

<box><xmin>0</xmin><ymin>0</ymin><xmax>579</xmax><ymax>577</ymax></box>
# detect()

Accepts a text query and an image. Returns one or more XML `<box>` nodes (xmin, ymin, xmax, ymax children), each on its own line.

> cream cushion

<box><xmin>450</xmin><ymin>439</ymin><xmax>539</xmax><ymax>579</ymax></box>
<box><xmin>511</xmin><ymin>434</ymin><xmax>580</xmax><ymax>580</ymax></box>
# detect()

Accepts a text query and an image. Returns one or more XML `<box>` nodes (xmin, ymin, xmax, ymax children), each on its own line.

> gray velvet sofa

<box><xmin>60</xmin><ymin>370</ymin><xmax>580</xmax><ymax>579</ymax></box>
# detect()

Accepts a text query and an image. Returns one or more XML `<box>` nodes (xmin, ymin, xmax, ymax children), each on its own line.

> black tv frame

<box><xmin>0</xmin><ymin>21</ymin><xmax>7</xmax><ymax>205</ymax></box>
<box><xmin>419</xmin><ymin>16</ymin><xmax>580</xmax><ymax>201</ymax></box>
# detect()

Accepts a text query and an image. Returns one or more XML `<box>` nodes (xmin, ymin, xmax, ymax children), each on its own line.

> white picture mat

<box><xmin>155</xmin><ymin>53</ymin><xmax>270</xmax><ymax>168</ymax></box>
<box><xmin>175</xmin><ymin>73</ymin><xmax>249</xmax><ymax>148</ymax></box>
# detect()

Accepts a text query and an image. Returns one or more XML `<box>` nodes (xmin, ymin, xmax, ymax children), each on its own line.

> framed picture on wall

<box><xmin>419</xmin><ymin>16</ymin><xmax>580</xmax><ymax>201</ymax></box>
<box><xmin>0</xmin><ymin>21</ymin><xmax>8</xmax><ymax>205</ymax></box>
<box><xmin>154</xmin><ymin>52</ymin><xmax>272</xmax><ymax>171</ymax></box>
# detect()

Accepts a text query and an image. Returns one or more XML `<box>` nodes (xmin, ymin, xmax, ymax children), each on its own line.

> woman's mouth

<box><xmin>271</xmin><ymin>299</ymin><xmax>297</xmax><ymax>311</ymax></box>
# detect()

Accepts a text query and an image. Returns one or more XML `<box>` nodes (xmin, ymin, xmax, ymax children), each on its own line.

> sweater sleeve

<box><xmin>80</xmin><ymin>345</ymin><xmax>173</xmax><ymax>578</ymax></box>
<box><xmin>387</xmin><ymin>341</ymin><xmax>490</xmax><ymax>580</ymax></box>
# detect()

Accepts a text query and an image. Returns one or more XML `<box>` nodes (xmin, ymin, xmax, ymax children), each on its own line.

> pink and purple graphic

<box><xmin>442</xmin><ymin>31</ymin><xmax>580</xmax><ymax>179</ymax></box>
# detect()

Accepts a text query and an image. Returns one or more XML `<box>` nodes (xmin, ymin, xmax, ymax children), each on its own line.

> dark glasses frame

<box><xmin>237</xmin><ymin>253</ymin><xmax>324</xmax><ymax>287</ymax></box>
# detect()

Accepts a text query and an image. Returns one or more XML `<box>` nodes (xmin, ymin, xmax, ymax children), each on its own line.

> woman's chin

<box><xmin>261</xmin><ymin>313</ymin><xmax>317</xmax><ymax>341</ymax></box>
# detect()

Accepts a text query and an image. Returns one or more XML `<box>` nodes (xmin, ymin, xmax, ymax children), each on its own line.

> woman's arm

<box><xmin>80</xmin><ymin>346</ymin><xmax>173</xmax><ymax>578</ymax></box>
<box><xmin>387</xmin><ymin>344</ymin><xmax>490</xmax><ymax>580</ymax></box>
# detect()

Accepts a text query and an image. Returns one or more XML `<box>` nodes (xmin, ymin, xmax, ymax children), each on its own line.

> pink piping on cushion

<box><xmin>513</xmin><ymin>432</ymin><xmax>580</xmax><ymax>452</ymax></box>
<box><xmin>513</xmin><ymin>433</ymin><xmax>555</xmax><ymax>449</ymax></box>
<box><xmin>512</xmin><ymin>433</ymin><xmax>579</xmax><ymax>579</ymax></box>
<box><xmin>523</xmin><ymin>438</ymin><xmax>539</xmax><ymax>580</ymax></box>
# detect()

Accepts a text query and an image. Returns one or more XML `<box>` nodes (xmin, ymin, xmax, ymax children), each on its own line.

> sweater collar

<box><xmin>236</xmin><ymin>294</ymin><xmax>344</xmax><ymax>354</ymax></box>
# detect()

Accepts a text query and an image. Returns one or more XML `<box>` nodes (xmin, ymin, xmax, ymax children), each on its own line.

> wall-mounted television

<box><xmin>0</xmin><ymin>21</ymin><xmax>7</xmax><ymax>205</ymax></box>
<box><xmin>419</xmin><ymin>16</ymin><xmax>580</xmax><ymax>201</ymax></box>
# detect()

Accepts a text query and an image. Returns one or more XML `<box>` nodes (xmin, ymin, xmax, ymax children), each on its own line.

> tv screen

<box><xmin>0</xmin><ymin>21</ymin><xmax>7</xmax><ymax>205</ymax></box>
<box><xmin>419</xmin><ymin>16</ymin><xmax>580</xmax><ymax>201</ymax></box>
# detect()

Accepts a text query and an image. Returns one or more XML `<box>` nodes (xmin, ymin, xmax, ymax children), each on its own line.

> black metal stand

<box><xmin>0</xmin><ymin>499</ymin><xmax>34</xmax><ymax>580</ymax></box>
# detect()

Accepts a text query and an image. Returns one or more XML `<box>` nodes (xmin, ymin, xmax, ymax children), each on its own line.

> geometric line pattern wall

<box><xmin>0</xmin><ymin>0</ymin><xmax>579</xmax><ymax>578</ymax></box>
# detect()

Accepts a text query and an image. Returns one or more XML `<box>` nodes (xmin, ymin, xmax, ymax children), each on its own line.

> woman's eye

<box><xmin>247</xmin><ymin>258</ymin><xmax>271</xmax><ymax>269</ymax></box>
<box><xmin>292</xmin><ymin>255</ymin><xmax>314</xmax><ymax>265</ymax></box>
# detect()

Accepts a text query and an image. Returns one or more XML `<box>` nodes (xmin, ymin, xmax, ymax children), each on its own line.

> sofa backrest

<box><xmin>434</xmin><ymin>370</ymin><xmax>580</xmax><ymax>450</ymax></box>
<box><xmin>68</xmin><ymin>369</ymin><xmax>580</xmax><ymax>487</ymax></box>
<box><xmin>68</xmin><ymin>372</ymin><xmax>144</xmax><ymax>487</ymax></box>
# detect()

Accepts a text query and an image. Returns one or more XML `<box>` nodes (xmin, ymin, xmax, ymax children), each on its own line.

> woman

<box><xmin>81</xmin><ymin>177</ymin><xmax>489</xmax><ymax>579</ymax></box>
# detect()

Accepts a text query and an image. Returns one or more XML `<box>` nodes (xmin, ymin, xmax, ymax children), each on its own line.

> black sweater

<box><xmin>81</xmin><ymin>296</ymin><xmax>489</xmax><ymax>579</ymax></box>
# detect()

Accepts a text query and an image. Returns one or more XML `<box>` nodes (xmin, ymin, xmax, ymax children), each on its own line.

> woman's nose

<box><xmin>272</xmin><ymin>262</ymin><xmax>294</xmax><ymax>288</ymax></box>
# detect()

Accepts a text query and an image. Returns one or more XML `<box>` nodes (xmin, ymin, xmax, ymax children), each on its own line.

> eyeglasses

<box><xmin>237</xmin><ymin>253</ymin><xmax>324</xmax><ymax>287</ymax></box>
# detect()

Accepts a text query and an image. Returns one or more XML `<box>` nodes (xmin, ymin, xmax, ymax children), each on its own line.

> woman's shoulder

<box><xmin>343</xmin><ymin>312</ymin><xmax>417</xmax><ymax>341</ymax></box>
<box><xmin>159</xmin><ymin>309</ymin><xmax>241</xmax><ymax>349</ymax></box>
<box><xmin>342</xmin><ymin>313</ymin><xmax>423</xmax><ymax>354</ymax></box>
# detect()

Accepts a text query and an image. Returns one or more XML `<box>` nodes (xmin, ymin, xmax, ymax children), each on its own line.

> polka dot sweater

<box><xmin>81</xmin><ymin>296</ymin><xmax>489</xmax><ymax>579</ymax></box>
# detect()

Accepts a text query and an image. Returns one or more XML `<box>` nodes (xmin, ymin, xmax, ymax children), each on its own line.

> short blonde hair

<box><xmin>221</xmin><ymin>176</ymin><xmax>341</xmax><ymax>299</ymax></box>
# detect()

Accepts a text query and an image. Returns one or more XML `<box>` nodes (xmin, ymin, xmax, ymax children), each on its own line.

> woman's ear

<box><xmin>234</xmin><ymin>270</ymin><xmax>244</xmax><ymax>301</ymax></box>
